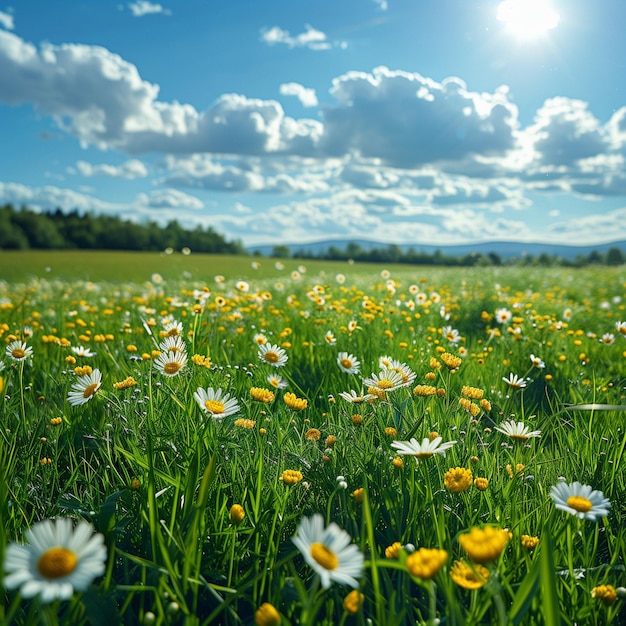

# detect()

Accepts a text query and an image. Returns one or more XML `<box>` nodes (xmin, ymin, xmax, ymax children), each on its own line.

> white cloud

<box><xmin>0</xmin><ymin>11</ymin><xmax>14</xmax><ymax>30</ymax></box>
<box><xmin>260</xmin><ymin>25</ymin><xmax>334</xmax><ymax>51</ymax></box>
<box><xmin>279</xmin><ymin>82</ymin><xmax>318</xmax><ymax>108</ymax></box>
<box><xmin>75</xmin><ymin>159</ymin><xmax>148</xmax><ymax>179</ymax></box>
<box><xmin>128</xmin><ymin>2</ymin><xmax>171</xmax><ymax>17</ymax></box>
<box><xmin>547</xmin><ymin>207</ymin><xmax>626</xmax><ymax>245</ymax></box>
<box><xmin>373</xmin><ymin>0</ymin><xmax>388</xmax><ymax>10</ymax></box>
<box><xmin>136</xmin><ymin>188</ymin><xmax>203</xmax><ymax>209</ymax></box>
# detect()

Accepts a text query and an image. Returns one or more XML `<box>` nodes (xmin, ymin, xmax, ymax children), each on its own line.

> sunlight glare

<box><xmin>496</xmin><ymin>0</ymin><xmax>560</xmax><ymax>40</ymax></box>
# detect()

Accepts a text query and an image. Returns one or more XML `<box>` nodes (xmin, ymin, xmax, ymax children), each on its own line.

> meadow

<box><xmin>0</xmin><ymin>251</ymin><xmax>625</xmax><ymax>625</ymax></box>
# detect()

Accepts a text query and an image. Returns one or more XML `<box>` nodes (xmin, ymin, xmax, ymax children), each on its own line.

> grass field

<box><xmin>0</xmin><ymin>252</ymin><xmax>625</xmax><ymax>625</ymax></box>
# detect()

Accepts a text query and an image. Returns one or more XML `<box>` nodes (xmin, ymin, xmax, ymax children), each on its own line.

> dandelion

<box><xmin>458</xmin><ymin>526</ymin><xmax>508</xmax><ymax>564</ymax></box>
<box><xmin>440</xmin><ymin>352</ymin><xmax>462</xmax><ymax>370</ymax></box>
<box><xmin>305</xmin><ymin>428</ymin><xmax>321</xmax><ymax>441</ymax></box>
<box><xmin>258</xmin><ymin>343</ymin><xmax>288</xmax><ymax>367</ymax></box>
<box><xmin>405</xmin><ymin>548</ymin><xmax>448</xmax><ymax>580</ymax></box>
<box><xmin>234</xmin><ymin>418</ymin><xmax>256</xmax><ymax>429</ymax></box>
<box><xmin>337</xmin><ymin>352</ymin><xmax>360</xmax><ymax>375</ymax></box>
<box><xmin>71</xmin><ymin>346</ymin><xmax>96</xmax><ymax>358</ymax></box>
<box><xmin>449</xmin><ymin>560</ymin><xmax>490</xmax><ymax>589</ymax></box>
<box><xmin>550</xmin><ymin>481</ymin><xmax>611</xmax><ymax>521</ymax></box>
<box><xmin>6</xmin><ymin>340</ymin><xmax>33</xmax><ymax>362</ymax></box>
<box><xmin>591</xmin><ymin>585</ymin><xmax>617</xmax><ymax>605</ymax></box>
<box><xmin>339</xmin><ymin>389</ymin><xmax>376</xmax><ymax>403</ymax></box>
<box><xmin>502</xmin><ymin>373</ymin><xmax>527</xmax><ymax>389</ymax></box>
<box><xmin>521</xmin><ymin>535</ymin><xmax>539</xmax><ymax>550</ymax></box>
<box><xmin>281</xmin><ymin>470</ymin><xmax>303</xmax><ymax>485</ymax></box>
<box><xmin>461</xmin><ymin>385</ymin><xmax>484</xmax><ymax>399</ymax></box>
<box><xmin>113</xmin><ymin>376</ymin><xmax>137</xmax><ymax>390</ymax></box>
<box><xmin>343</xmin><ymin>589</ymin><xmax>364</xmax><ymax>614</ymax></box>
<box><xmin>391</xmin><ymin>436</ymin><xmax>456</xmax><ymax>461</ymax></box>
<box><xmin>194</xmin><ymin>387</ymin><xmax>240</xmax><ymax>419</ymax></box>
<box><xmin>254</xmin><ymin>602</ymin><xmax>281</xmax><ymax>626</ymax></box>
<box><xmin>292</xmin><ymin>513</ymin><xmax>364</xmax><ymax>589</ymax></box>
<box><xmin>494</xmin><ymin>420</ymin><xmax>541</xmax><ymax>441</ymax></box>
<box><xmin>444</xmin><ymin>467</ymin><xmax>473</xmax><ymax>492</ymax></box>
<box><xmin>284</xmin><ymin>392</ymin><xmax>308</xmax><ymax>411</ymax></box>
<box><xmin>67</xmin><ymin>369</ymin><xmax>102</xmax><ymax>406</ymax></box>
<box><xmin>3</xmin><ymin>518</ymin><xmax>106</xmax><ymax>602</ymax></box>
<box><xmin>154</xmin><ymin>350</ymin><xmax>188</xmax><ymax>377</ymax></box>
<box><xmin>230</xmin><ymin>504</ymin><xmax>245</xmax><ymax>525</ymax></box>
<box><xmin>250</xmin><ymin>387</ymin><xmax>275</xmax><ymax>403</ymax></box>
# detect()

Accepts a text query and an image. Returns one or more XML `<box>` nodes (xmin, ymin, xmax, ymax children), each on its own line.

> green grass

<box><xmin>0</xmin><ymin>259</ymin><xmax>625</xmax><ymax>625</ymax></box>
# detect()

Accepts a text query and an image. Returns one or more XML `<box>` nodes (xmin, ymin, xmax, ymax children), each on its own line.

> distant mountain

<box><xmin>247</xmin><ymin>239</ymin><xmax>626</xmax><ymax>261</ymax></box>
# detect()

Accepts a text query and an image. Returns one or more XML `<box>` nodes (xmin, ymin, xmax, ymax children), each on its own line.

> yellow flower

<box><xmin>254</xmin><ymin>602</ymin><xmax>281</xmax><ymax>626</ymax></box>
<box><xmin>283</xmin><ymin>392</ymin><xmax>308</xmax><ymax>411</ymax></box>
<box><xmin>459</xmin><ymin>527</ymin><xmax>508</xmax><ymax>564</ymax></box>
<box><xmin>440</xmin><ymin>352</ymin><xmax>462</xmax><ymax>370</ymax></box>
<box><xmin>352</xmin><ymin>488</ymin><xmax>364</xmax><ymax>503</ymax></box>
<box><xmin>234</xmin><ymin>418</ymin><xmax>256</xmax><ymax>429</ymax></box>
<box><xmin>413</xmin><ymin>384</ymin><xmax>438</xmax><ymax>396</ymax></box>
<box><xmin>521</xmin><ymin>535</ymin><xmax>539</xmax><ymax>550</ymax></box>
<box><xmin>281</xmin><ymin>470</ymin><xmax>303</xmax><ymax>485</ymax></box>
<box><xmin>113</xmin><ymin>376</ymin><xmax>137</xmax><ymax>390</ymax></box>
<box><xmin>385</xmin><ymin>542</ymin><xmax>402</xmax><ymax>559</ymax></box>
<box><xmin>230</xmin><ymin>504</ymin><xmax>245</xmax><ymax>526</ymax></box>
<box><xmin>305</xmin><ymin>428</ymin><xmax>321</xmax><ymax>441</ymax></box>
<box><xmin>449</xmin><ymin>560</ymin><xmax>490</xmax><ymax>589</ymax></box>
<box><xmin>406</xmin><ymin>548</ymin><xmax>448</xmax><ymax>579</ymax></box>
<box><xmin>384</xmin><ymin>427</ymin><xmax>397</xmax><ymax>437</ymax></box>
<box><xmin>191</xmin><ymin>354</ymin><xmax>212</xmax><ymax>368</ymax></box>
<box><xmin>591</xmin><ymin>585</ymin><xmax>617</xmax><ymax>605</ymax></box>
<box><xmin>444</xmin><ymin>467</ymin><xmax>473</xmax><ymax>492</ymax></box>
<box><xmin>73</xmin><ymin>365</ymin><xmax>93</xmax><ymax>376</ymax></box>
<box><xmin>343</xmin><ymin>589</ymin><xmax>364</xmax><ymax>614</ymax></box>
<box><xmin>461</xmin><ymin>385</ymin><xmax>484</xmax><ymax>399</ymax></box>
<box><xmin>473</xmin><ymin>477</ymin><xmax>489</xmax><ymax>491</ymax></box>
<box><xmin>250</xmin><ymin>387</ymin><xmax>275</xmax><ymax>403</ymax></box>
<box><xmin>392</xmin><ymin>456</ymin><xmax>404</xmax><ymax>469</ymax></box>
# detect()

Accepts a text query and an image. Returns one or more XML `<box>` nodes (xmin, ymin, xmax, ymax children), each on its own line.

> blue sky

<box><xmin>1</xmin><ymin>0</ymin><xmax>626</xmax><ymax>248</ymax></box>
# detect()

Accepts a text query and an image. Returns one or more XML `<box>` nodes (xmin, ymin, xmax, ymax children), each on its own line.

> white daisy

<box><xmin>362</xmin><ymin>369</ymin><xmax>405</xmax><ymax>392</ymax></box>
<box><xmin>529</xmin><ymin>354</ymin><xmax>545</xmax><ymax>369</ymax></box>
<box><xmin>154</xmin><ymin>350</ymin><xmax>188</xmax><ymax>377</ymax></box>
<box><xmin>600</xmin><ymin>333</ymin><xmax>616</xmax><ymax>345</ymax></box>
<box><xmin>442</xmin><ymin>325</ymin><xmax>461</xmax><ymax>344</ymax></box>
<box><xmin>67</xmin><ymin>369</ymin><xmax>102</xmax><ymax>406</ymax></box>
<box><xmin>6</xmin><ymin>340</ymin><xmax>34</xmax><ymax>362</ymax></box>
<box><xmin>258</xmin><ymin>343</ymin><xmax>288</xmax><ymax>367</ymax></box>
<box><xmin>391</xmin><ymin>436</ymin><xmax>457</xmax><ymax>461</ymax></box>
<box><xmin>324</xmin><ymin>331</ymin><xmax>337</xmax><ymax>345</ymax></box>
<box><xmin>194</xmin><ymin>386</ymin><xmax>240</xmax><ymax>419</ymax></box>
<box><xmin>163</xmin><ymin>321</ymin><xmax>184</xmax><ymax>337</ymax></box>
<box><xmin>337</xmin><ymin>352</ymin><xmax>360</xmax><ymax>375</ymax></box>
<box><xmin>267</xmin><ymin>374</ymin><xmax>288</xmax><ymax>389</ymax></box>
<box><xmin>292</xmin><ymin>514</ymin><xmax>364</xmax><ymax>589</ymax></box>
<box><xmin>495</xmin><ymin>308</ymin><xmax>512</xmax><ymax>324</ymax></box>
<box><xmin>550</xmin><ymin>481</ymin><xmax>611</xmax><ymax>522</ymax></box>
<box><xmin>338</xmin><ymin>389</ymin><xmax>376</xmax><ymax>404</ymax></box>
<box><xmin>502</xmin><ymin>373</ymin><xmax>527</xmax><ymax>389</ymax></box>
<box><xmin>71</xmin><ymin>346</ymin><xmax>96</xmax><ymax>358</ymax></box>
<box><xmin>494</xmin><ymin>420</ymin><xmax>541</xmax><ymax>441</ymax></box>
<box><xmin>158</xmin><ymin>335</ymin><xmax>187</xmax><ymax>353</ymax></box>
<box><xmin>385</xmin><ymin>360</ymin><xmax>417</xmax><ymax>387</ymax></box>
<box><xmin>615</xmin><ymin>320</ymin><xmax>626</xmax><ymax>336</ymax></box>
<box><xmin>3</xmin><ymin>518</ymin><xmax>106</xmax><ymax>603</ymax></box>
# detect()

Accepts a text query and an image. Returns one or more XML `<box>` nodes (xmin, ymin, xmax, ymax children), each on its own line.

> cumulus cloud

<box><xmin>321</xmin><ymin>67</ymin><xmax>519</xmax><ymax>167</ymax></box>
<box><xmin>75</xmin><ymin>159</ymin><xmax>148</xmax><ymax>179</ymax></box>
<box><xmin>547</xmin><ymin>207</ymin><xmax>626</xmax><ymax>244</ymax></box>
<box><xmin>279</xmin><ymin>82</ymin><xmax>318</xmax><ymax>107</ymax></box>
<box><xmin>136</xmin><ymin>188</ymin><xmax>203</xmax><ymax>209</ymax></box>
<box><xmin>260</xmin><ymin>24</ymin><xmax>334</xmax><ymax>50</ymax></box>
<box><xmin>0</xmin><ymin>11</ymin><xmax>14</xmax><ymax>30</ymax></box>
<box><xmin>128</xmin><ymin>2</ymin><xmax>171</xmax><ymax>17</ymax></box>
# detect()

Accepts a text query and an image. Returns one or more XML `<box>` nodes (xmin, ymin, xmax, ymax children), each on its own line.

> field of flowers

<box><xmin>0</xmin><ymin>260</ymin><xmax>625</xmax><ymax>625</ymax></box>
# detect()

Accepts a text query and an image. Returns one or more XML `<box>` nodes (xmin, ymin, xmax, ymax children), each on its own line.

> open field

<box><xmin>0</xmin><ymin>254</ymin><xmax>625</xmax><ymax>625</ymax></box>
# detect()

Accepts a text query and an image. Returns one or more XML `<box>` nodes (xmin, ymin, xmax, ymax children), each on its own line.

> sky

<box><xmin>1</xmin><ymin>0</ymin><xmax>626</xmax><ymax>249</ymax></box>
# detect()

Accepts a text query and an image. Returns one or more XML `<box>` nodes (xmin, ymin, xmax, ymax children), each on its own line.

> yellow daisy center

<box><xmin>340</xmin><ymin>358</ymin><xmax>353</xmax><ymax>369</ymax></box>
<box><xmin>37</xmin><ymin>546</ymin><xmax>78</xmax><ymax>579</ymax></box>
<box><xmin>163</xmin><ymin>362</ymin><xmax>182</xmax><ymax>375</ymax></box>
<box><xmin>205</xmin><ymin>400</ymin><xmax>225</xmax><ymax>414</ymax></box>
<box><xmin>310</xmin><ymin>542</ymin><xmax>338</xmax><ymax>571</ymax></box>
<box><xmin>83</xmin><ymin>383</ymin><xmax>99</xmax><ymax>399</ymax></box>
<box><xmin>264</xmin><ymin>351</ymin><xmax>279</xmax><ymax>363</ymax></box>
<box><xmin>415</xmin><ymin>451</ymin><xmax>434</xmax><ymax>458</ymax></box>
<box><xmin>377</xmin><ymin>379</ymin><xmax>394</xmax><ymax>389</ymax></box>
<box><xmin>166</xmin><ymin>328</ymin><xmax>179</xmax><ymax>337</ymax></box>
<box><xmin>12</xmin><ymin>348</ymin><xmax>26</xmax><ymax>359</ymax></box>
<box><xmin>509</xmin><ymin>433</ymin><xmax>529</xmax><ymax>441</ymax></box>
<box><xmin>567</xmin><ymin>495</ymin><xmax>593</xmax><ymax>512</ymax></box>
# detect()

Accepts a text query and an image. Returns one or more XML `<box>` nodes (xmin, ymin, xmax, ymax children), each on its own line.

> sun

<box><xmin>496</xmin><ymin>0</ymin><xmax>560</xmax><ymax>40</ymax></box>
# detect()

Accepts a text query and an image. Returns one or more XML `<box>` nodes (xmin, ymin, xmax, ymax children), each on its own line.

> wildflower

<box><xmin>461</xmin><ymin>385</ymin><xmax>484</xmax><ymax>399</ymax></box>
<box><xmin>234</xmin><ymin>418</ymin><xmax>256</xmax><ymax>429</ymax></box>
<box><xmin>391</xmin><ymin>436</ymin><xmax>456</xmax><ymax>461</ymax></box>
<box><xmin>474</xmin><ymin>478</ymin><xmax>489</xmax><ymax>491</ymax></box>
<box><xmin>253</xmin><ymin>333</ymin><xmax>267</xmax><ymax>345</ymax></box>
<box><xmin>113</xmin><ymin>376</ymin><xmax>137</xmax><ymax>390</ymax></box>
<box><xmin>347</xmin><ymin>320</ymin><xmax>359</xmax><ymax>332</ymax></box>
<box><xmin>550</xmin><ymin>481</ymin><xmax>611</xmax><ymax>521</ymax></box>
<box><xmin>442</xmin><ymin>325</ymin><xmax>461</xmax><ymax>344</ymax></box>
<box><xmin>529</xmin><ymin>354</ymin><xmax>545</xmax><ymax>369</ymax></box>
<box><xmin>191</xmin><ymin>354</ymin><xmax>211</xmax><ymax>368</ymax></box>
<box><xmin>3</xmin><ymin>518</ymin><xmax>106</xmax><ymax>602</ymax></box>
<box><xmin>502</xmin><ymin>373</ymin><xmax>527</xmax><ymax>389</ymax></box>
<box><xmin>352</xmin><ymin>488</ymin><xmax>364</xmax><ymax>503</ymax></box>
<box><xmin>385</xmin><ymin>360</ymin><xmax>417</xmax><ymax>386</ymax></box>
<box><xmin>414</xmin><ymin>384</ymin><xmax>438</xmax><ymax>396</ymax></box>
<box><xmin>405</xmin><ymin>548</ymin><xmax>448</xmax><ymax>580</ymax></box>
<box><xmin>343</xmin><ymin>589</ymin><xmax>364</xmax><ymax>614</ymax></box>
<box><xmin>521</xmin><ymin>535</ymin><xmax>539</xmax><ymax>550</ymax></box>
<box><xmin>362</xmin><ymin>369</ymin><xmax>405</xmax><ymax>392</ymax></box>
<box><xmin>392</xmin><ymin>456</ymin><xmax>404</xmax><ymax>468</ymax></box>
<box><xmin>163</xmin><ymin>321</ymin><xmax>184</xmax><ymax>337</ymax></box>
<box><xmin>236</xmin><ymin>280</ymin><xmax>250</xmax><ymax>292</ymax></box>
<box><xmin>230</xmin><ymin>504</ymin><xmax>245</xmax><ymax>526</ymax></box>
<box><xmin>305</xmin><ymin>428</ymin><xmax>322</xmax><ymax>441</ymax></box>
<box><xmin>600</xmin><ymin>333</ymin><xmax>616</xmax><ymax>345</ymax></box>
<box><xmin>284</xmin><ymin>392</ymin><xmax>308</xmax><ymax>411</ymax></box>
<box><xmin>449</xmin><ymin>560</ymin><xmax>490</xmax><ymax>589</ymax></box>
<box><xmin>50</xmin><ymin>417</ymin><xmax>63</xmax><ymax>426</ymax></box>
<box><xmin>67</xmin><ymin>369</ymin><xmax>102</xmax><ymax>406</ymax></box>
<box><xmin>337</xmin><ymin>352</ymin><xmax>361</xmax><ymax>375</ymax></box>
<box><xmin>351</xmin><ymin>413</ymin><xmax>363</xmax><ymax>424</ymax></box>
<box><xmin>494</xmin><ymin>420</ymin><xmax>541</xmax><ymax>441</ymax></box>
<box><xmin>194</xmin><ymin>387</ymin><xmax>240</xmax><ymax>419</ymax></box>
<box><xmin>338</xmin><ymin>389</ymin><xmax>376</xmax><ymax>403</ymax></box>
<box><xmin>459</xmin><ymin>526</ymin><xmax>508</xmax><ymax>564</ymax></box>
<box><xmin>591</xmin><ymin>585</ymin><xmax>617</xmax><ymax>605</ymax></box>
<box><xmin>444</xmin><ymin>467</ymin><xmax>473</xmax><ymax>492</ymax></box>
<box><xmin>154</xmin><ymin>350</ymin><xmax>188</xmax><ymax>377</ymax></box>
<box><xmin>495</xmin><ymin>308</ymin><xmax>512</xmax><ymax>324</ymax></box>
<box><xmin>71</xmin><ymin>346</ymin><xmax>96</xmax><ymax>357</ymax></box>
<box><xmin>385</xmin><ymin>542</ymin><xmax>402</xmax><ymax>559</ymax></box>
<box><xmin>267</xmin><ymin>374</ymin><xmax>288</xmax><ymax>389</ymax></box>
<box><xmin>615</xmin><ymin>320</ymin><xmax>626</xmax><ymax>336</ymax></box>
<box><xmin>250</xmin><ymin>387</ymin><xmax>275</xmax><ymax>403</ymax></box>
<box><xmin>506</xmin><ymin>463</ymin><xmax>525</xmax><ymax>477</ymax></box>
<box><xmin>159</xmin><ymin>335</ymin><xmax>186</xmax><ymax>353</ymax></box>
<box><xmin>254</xmin><ymin>602</ymin><xmax>281</xmax><ymax>626</ymax></box>
<box><xmin>384</xmin><ymin>427</ymin><xmax>397</xmax><ymax>437</ymax></box>
<box><xmin>281</xmin><ymin>470</ymin><xmax>303</xmax><ymax>485</ymax></box>
<box><xmin>292</xmin><ymin>513</ymin><xmax>364</xmax><ymax>589</ymax></box>
<box><xmin>440</xmin><ymin>352</ymin><xmax>462</xmax><ymax>370</ymax></box>
<box><xmin>6</xmin><ymin>340</ymin><xmax>33</xmax><ymax>362</ymax></box>
<box><xmin>258</xmin><ymin>343</ymin><xmax>288</xmax><ymax>367</ymax></box>
<box><xmin>324</xmin><ymin>331</ymin><xmax>337</xmax><ymax>345</ymax></box>
<box><xmin>73</xmin><ymin>365</ymin><xmax>93</xmax><ymax>376</ymax></box>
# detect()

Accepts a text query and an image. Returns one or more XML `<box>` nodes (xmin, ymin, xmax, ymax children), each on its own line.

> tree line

<box><xmin>0</xmin><ymin>204</ymin><xmax>244</xmax><ymax>254</ymax></box>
